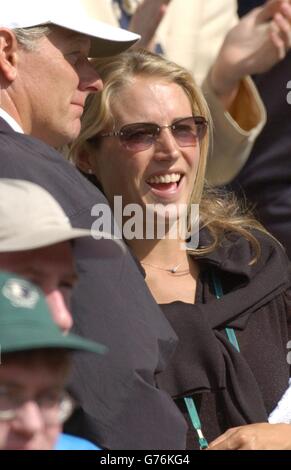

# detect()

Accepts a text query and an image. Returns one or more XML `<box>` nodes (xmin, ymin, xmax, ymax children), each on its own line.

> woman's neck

<box><xmin>128</xmin><ymin>237</ymin><xmax>199</xmax><ymax>305</ymax></box>
<box><xmin>128</xmin><ymin>237</ymin><xmax>190</xmax><ymax>270</ymax></box>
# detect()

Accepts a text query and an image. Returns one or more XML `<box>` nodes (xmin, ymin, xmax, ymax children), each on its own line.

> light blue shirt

<box><xmin>55</xmin><ymin>433</ymin><xmax>101</xmax><ymax>451</ymax></box>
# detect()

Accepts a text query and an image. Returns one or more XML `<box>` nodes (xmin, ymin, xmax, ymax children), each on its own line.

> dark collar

<box><xmin>192</xmin><ymin>228</ymin><xmax>290</xmax><ymax>329</ymax></box>
<box><xmin>0</xmin><ymin>117</ymin><xmax>14</xmax><ymax>133</ymax></box>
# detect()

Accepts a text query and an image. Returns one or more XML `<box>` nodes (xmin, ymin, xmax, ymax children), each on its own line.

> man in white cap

<box><xmin>0</xmin><ymin>0</ymin><xmax>139</xmax><ymax>147</ymax></box>
<box><xmin>0</xmin><ymin>1</ymin><xmax>187</xmax><ymax>449</ymax></box>
<box><xmin>0</xmin><ymin>179</ymin><xmax>123</xmax><ymax>332</ymax></box>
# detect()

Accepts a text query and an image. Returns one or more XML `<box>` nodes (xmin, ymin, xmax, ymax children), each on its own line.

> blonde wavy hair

<box><xmin>69</xmin><ymin>49</ymin><xmax>268</xmax><ymax>262</ymax></box>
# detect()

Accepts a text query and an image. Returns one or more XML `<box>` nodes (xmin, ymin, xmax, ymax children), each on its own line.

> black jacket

<box><xmin>158</xmin><ymin>229</ymin><xmax>291</xmax><ymax>448</ymax></box>
<box><xmin>0</xmin><ymin>119</ymin><xmax>187</xmax><ymax>450</ymax></box>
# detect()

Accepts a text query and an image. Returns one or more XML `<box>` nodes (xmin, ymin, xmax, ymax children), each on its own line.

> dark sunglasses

<box><xmin>97</xmin><ymin>116</ymin><xmax>208</xmax><ymax>152</ymax></box>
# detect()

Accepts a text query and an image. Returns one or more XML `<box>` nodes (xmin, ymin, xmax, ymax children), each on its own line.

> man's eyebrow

<box><xmin>64</xmin><ymin>33</ymin><xmax>91</xmax><ymax>50</ymax></box>
<box><xmin>0</xmin><ymin>383</ymin><xmax>22</xmax><ymax>390</ymax></box>
<box><xmin>62</xmin><ymin>272</ymin><xmax>79</xmax><ymax>285</ymax></box>
<box><xmin>12</xmin><ymin>266</ymin><xmax>44</xmax><ymax>278</ymax></box>
<box><xmin>13</xmin><ymin>266</ymin><xmax>46</xmax><ymax>279</ymax></box>
<box><xmin>64</xmin><ymin>30</ymin><xmax>84</xmax><ymax>40</ymax></box>
<box><xmin>15</xmin><ymin>267</ymin><xmax>78</xmax><ymax>284</ymax></box>
<box><xmin>0</xmin><ymin>383</ymin><xmax>63</xmax><ymax>393</ymax></box>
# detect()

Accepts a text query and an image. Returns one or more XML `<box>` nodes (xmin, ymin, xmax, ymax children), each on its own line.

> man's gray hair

<box><xmin>13</xmin><ymin>26</ymin><xmax>51</xmax><ymax>51</ymax></box>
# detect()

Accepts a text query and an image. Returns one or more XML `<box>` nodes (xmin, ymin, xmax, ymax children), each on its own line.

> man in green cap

<box><xmin>0</xmin><ymin>271</ymin><xmax>105</xmax><ymax>450</ymax></box>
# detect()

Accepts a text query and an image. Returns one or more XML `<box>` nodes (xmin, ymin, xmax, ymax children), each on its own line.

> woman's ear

<box><xmin>76</xmin><ymin>148</ymin><xmax>94</xmax><ymax>175</ymax></box>
<box><xmin>76</xmin><ymin>147</ymin><xmax>104</xmax><ymax>191</ymax></box>
<box><xmin>0</xmin><ymin>29</ymin><xmax>18</xmax><ymax>82</ymax></box>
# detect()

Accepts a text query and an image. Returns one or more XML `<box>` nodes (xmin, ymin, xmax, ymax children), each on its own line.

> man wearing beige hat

<box><xmin>0</xmin><ymin>179</ymin><xmax>123</xmax><ymax>332</ymax></box>
<box><xmin>0</xmin><ymin>0</ymin><xmax>186</xmax><ymax>450</ymax></box>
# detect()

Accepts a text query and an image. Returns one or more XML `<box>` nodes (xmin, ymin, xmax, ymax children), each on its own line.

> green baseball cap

<box><xmin>0</xmin><ymin>271</ymin><xmax>107</xmax><ymax>355</ymax></box>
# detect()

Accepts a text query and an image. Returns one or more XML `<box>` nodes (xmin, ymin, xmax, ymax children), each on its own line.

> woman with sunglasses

<box><xmin>69</xmin><ymin>50</ymin><xmax>291</xmax><ymax>450</ymax></box>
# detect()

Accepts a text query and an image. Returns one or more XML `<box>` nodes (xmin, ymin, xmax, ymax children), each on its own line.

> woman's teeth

<box><xmin>147</xmin><ymin>173</ymin><xmax>182</xmax><ymax>184</ymax></box>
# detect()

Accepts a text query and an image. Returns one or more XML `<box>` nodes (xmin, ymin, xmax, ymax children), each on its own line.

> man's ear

<box><xmin>0</xmin><ymin>29</ymin><xmax>19</xmax><ymax>82</ymax></box>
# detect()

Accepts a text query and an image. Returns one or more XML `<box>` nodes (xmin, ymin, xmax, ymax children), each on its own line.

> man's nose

<box><xmin>12</xmin><ymin>401</ymin><xmax>45</xmax><ymax>436</ymax></box>
<box><xmin>78</xmin><ymin>58</ymin><xmax>104</xmax><ymax>94</ymax></box>
<box><xmin>46</xmin><ymin>289</ymin><xmax>73</xmax><ymax>333</ymax></box>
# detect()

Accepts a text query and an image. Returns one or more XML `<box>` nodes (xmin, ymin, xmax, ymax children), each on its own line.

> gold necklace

<box><xmin>140</xmin><ymin>261</ymin><xmax>190</xmax><ymax>275</ymax></box>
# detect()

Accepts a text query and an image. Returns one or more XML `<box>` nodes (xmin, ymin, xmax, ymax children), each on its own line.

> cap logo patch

<box><xmin>2</xmin><ymin>279</ymin><xmax>39</xmax><ymax>309</ymax></box>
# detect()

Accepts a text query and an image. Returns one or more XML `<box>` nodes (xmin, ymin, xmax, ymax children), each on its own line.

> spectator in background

<box><xmin>86</xmin><ymin>0</ymin><xmax>291</xmax><ymax>185</ymax></box>
<box><xmin>0</xmin><ymin>179</ymin><xmax>123</xmax><ymax>332</ymax></box>
<box><xmin>0</xmin><ymin>271</ymin><xmax>105</xmax><ymax>451</ymax></box>
<box><xmin>229</xmin><ymin>1</ymin><xmax>291</xmax><ymax>258</ymax></box>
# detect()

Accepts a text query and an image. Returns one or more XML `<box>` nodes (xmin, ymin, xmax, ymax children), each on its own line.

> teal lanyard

<box><xmin>211</xmin><ymin>270</ymin><xmax>240</xmax><ymax>353</ymax></box>
<box><xmin>184</xmin><ymin>397</ymin><xmax>209</xmax><ymax>450</ymax></box>
<box><xmin>183</xmin><ymin>270</ymin><xmax>240</xmax><ymax>450</ymax></box>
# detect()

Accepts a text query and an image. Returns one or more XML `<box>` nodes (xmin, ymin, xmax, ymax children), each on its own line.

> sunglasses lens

<box><xmin>118</xmin><ymin>117</ymin><xmax>207</xmax><ymax>151</ymax></box>
<box><xmin>172</xmin><ymin>117</ymin><xmax>207</xmax><ymax>147</ymax></box>
<box><xmin>120</xmin><ymin>124</ymin><xmax>157</xmax><ymax>151</ymax></box>
<box><xmin>195</xmin><ymin>117</ymin><xmax>208</xmax><ymax>140</ymax></box>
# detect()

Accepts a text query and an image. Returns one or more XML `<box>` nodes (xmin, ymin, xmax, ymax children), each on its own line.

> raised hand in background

<box><xmin>129</xmin><ymin>0</ymin><xmax>172</xmax><ymax>50</ymax></box>
<box><xmin>210</xmin><ymin>0</ymin><xmax>291</xmax><ymax>108</ymax></box>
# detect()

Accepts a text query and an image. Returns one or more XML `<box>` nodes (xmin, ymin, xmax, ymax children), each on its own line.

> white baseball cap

<box><xmin>0</xmin><ymin>0</ymin><xmax>140</xmax><ymax>57</ymax></box>
<box><xmin>0</xmin><ymin>179</ymin><xmax>124</xmax><ymax>258</ymax></box>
